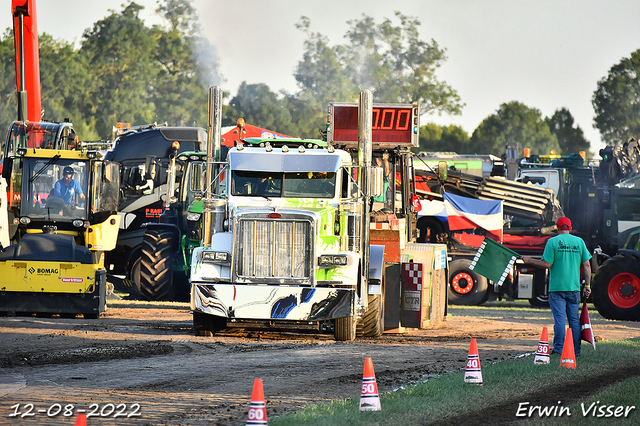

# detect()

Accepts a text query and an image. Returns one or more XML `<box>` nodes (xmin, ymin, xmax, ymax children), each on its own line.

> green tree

<box><xmin>343</xmin><ymin>12</ymin><xmax>463</xmax><ymax>116</ymax></box>
<box><xmin>224</xmin><ymin>82</ymin><xmax>298</xmax><ymax>136</ymax></box>
<box><xmin>545</xmin><ymin>108</ymin><xmax>590</xmax><ymax>156</ymax></box>
<box><xmin>38</xmin><ymin>34</ymin><xmax>99</xmax><ymax>140</ymax></box>
<box><xmin>471</xmin><ymin>102</ymin><xmax>559</xmax><ymax>157</ymax></box>
<box><xmin>292</xmin><ymin>12</ymin><xmax>463</xmax><ymax>138</ymax></box>
<box><xmin>2</xmin><ymin>0</ymin><xmax>220</xmax><ymax>141</ymax></box>
<box><xmin>0</xmin><ymin>29</ymin><xmax>18</xmax><ymax>134</ymax></box>
<box><xmin>415</xmin><ymin>122</ymin><xmax>471</xmax><ymax>154</ymax></box>
<box><xmin>80</xmin><ymin>2</ymin><xmax>157</xmax><ymax>137</ymax></box>
<box><xmin>593</xmin><ymin>49</ymin><xmax>640</xmax><ymax>145</ymax></box>
<box><xmin>151</xmin><ymin>0</ymin><xmax>221</xmax><ymax>127</ymax></box>
<box><xmin>0</xmin><ymin>30</ymin><xmax>99</xmax><ymax>140</ymax></box>
<box><xmin>291</xmin><ymin>17</ymin><xmax>358</xmax><ymax>138</ymax></box>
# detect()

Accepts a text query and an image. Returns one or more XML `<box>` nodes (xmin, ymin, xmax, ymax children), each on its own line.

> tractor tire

<box><xmin>193</xmin><ymin>312</ymin><xmax>227</xmax><ymax>336</ymax></box>
<box><xmin>592</xmin><ymin>254</ymin><xmax>640</xmax><ymax>321</ymax></box>
<box><xmin>357</xmin><ymin>294</ymin><xmax>385</xmax><ymax>338</ymax></box>
<box><xmin>448</xmin><ymin>258</ymin><xmax>489</xmax><ymax>306</ymax></box>
<box><xmin>140</xmin><ymin>229</ymin><xmax>176</xmax><ymax>301</ymax></box>
<box><xmin>130</xmin><ymin>256</ymin><xmax>141</xmax><ymax>288</ymax></box>
<box><xmin>334</xmin><ymin>315</ymin><xmax>356</xmax><ymax>341</ymax></box>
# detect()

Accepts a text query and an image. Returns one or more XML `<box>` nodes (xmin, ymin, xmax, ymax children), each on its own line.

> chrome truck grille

<box><xmin>234</xmin><ymin>214</ymin><xmax>313</xmax><ymax>284</ymax></box>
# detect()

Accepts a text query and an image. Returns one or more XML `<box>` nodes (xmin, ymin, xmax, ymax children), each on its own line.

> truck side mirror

<box><xmin>1</xmin><ymin>158</ymin><xmax>12</xmax><ymax>180</ymax></box>
<box><xmin>220</xmin><ymin>145</ymin><xmax>230</xmax><ymax>162</ymax></box>
<box><xmin>437</xmin><ymin>161</ymin><xmax>448</xmax><ymax>181</ymax></box>
<box><xmin>370</xmin><ymin>166</ymin><xmax>384</xmax><ymax>198</ymax></box>
<box><xmin>144</xmin><ymin>155</ymin><xmax>157</xmax><ymax>180</ymax></box>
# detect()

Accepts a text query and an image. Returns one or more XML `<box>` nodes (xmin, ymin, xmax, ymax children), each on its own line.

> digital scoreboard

<box><xmin>327</xmin><ymin>102</ymin><xmax>419</xmax><ymax>148</ymax></box>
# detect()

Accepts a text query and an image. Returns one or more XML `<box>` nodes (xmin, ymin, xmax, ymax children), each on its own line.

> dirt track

<box><xmin>1</xmin><ymin>301</ymin><xmax>640</xmax><ymax>425</ymax></box>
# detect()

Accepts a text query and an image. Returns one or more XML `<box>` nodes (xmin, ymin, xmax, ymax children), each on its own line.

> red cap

<box><xmin>557</xmin><ymin>217</ymin><xmax>571</xmax><ymax>230</ymax></box>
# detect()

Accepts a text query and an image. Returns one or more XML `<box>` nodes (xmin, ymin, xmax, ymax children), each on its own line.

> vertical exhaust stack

<box><xmin>358</xmin><ymin>90</ymin><xmax>373</xmax><ymax>309</ymax></box>
<box><xmin>15</xmin><ymin>8</ymin><xmax>27</xmax><ymax>121</ymax></box>
<box><xmin>203</xmin><ymin>86</ymin><xmax>224</xmax><ymax>247</ymax></box>
<box><xmin>12</xmin><ymin>0</ymin><xmax>41</xmax><ymax>122</ymax></box>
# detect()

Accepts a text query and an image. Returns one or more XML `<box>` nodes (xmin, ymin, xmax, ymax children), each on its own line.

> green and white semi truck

<box><xmin>190</xmin><ymin>88</ymin><xmax>431</xmax><ymax>340</ymax></box>
<box><xmin>190</xmin><ymin>88</ymin><xmax>388</xmax><ymax>341</ymax></box>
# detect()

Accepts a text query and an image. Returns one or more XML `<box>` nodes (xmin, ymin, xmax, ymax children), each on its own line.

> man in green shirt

<box><xmin>522</xmin><ymin>217</ymin><xmax>592</xmax><ymax>356</ymax></box>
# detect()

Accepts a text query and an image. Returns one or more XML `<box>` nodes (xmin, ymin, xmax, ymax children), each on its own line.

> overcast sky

<box><xmin>4</xmin><ymin>0</ymin><xmax>640</xmax><ymax>155</ymax></box>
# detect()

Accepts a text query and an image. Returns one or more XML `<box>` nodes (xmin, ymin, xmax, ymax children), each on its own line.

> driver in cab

<box><xmin>53</xmin><ymin>166</ymin><xmax>85</xmax><ymax>204</ymax></box>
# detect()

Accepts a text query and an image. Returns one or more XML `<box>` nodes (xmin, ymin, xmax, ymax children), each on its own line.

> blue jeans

<box><xmin>548</xmin><ymin>291</ymin><xmax>581</xmax><ymax>355</ymax></box>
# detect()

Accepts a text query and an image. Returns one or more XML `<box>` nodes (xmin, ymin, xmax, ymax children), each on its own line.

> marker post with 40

<box><xmin>9</xmin><ymin>403</ymin><xmax>141</xmax><ymax>418</ymax></box>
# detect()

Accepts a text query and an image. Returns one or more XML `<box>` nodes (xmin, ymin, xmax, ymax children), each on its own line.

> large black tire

<box><xmin>357</xmin><ymin>295</ymin><xmax>385</xmax><ymax>338</ymax></box>
<box><xmin>592</xmin><ymin>254</ymin><xmax>640</xmax><ymax>321</ymax></box>
<box><xmin>334</xmin><ymin>316</ymin><xmax>356</xmax><ymax>341</ymax></box>
<box><xmin>193</xmin><ymin>312</ymin><xmax>227</xmax><ymax>336</ymax></box>
<box><xmin>448</xmin><ymin>258</ymin><xmax>489</xmax><ymax>306</ymax></box>
<box><xmin>130</xmin><ymin>256</ymin><xmax>141</xmax><ymax>287</ymax></box>
<box><xmin>140</xmin><ymin>229</ymin><xmax>176</xmax><ymax>301</ymax></box>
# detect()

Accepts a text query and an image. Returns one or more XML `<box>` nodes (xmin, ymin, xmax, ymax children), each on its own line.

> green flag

<box><xmin>469</xmin><ymin>237</ymin><xmax>519</xmax><ymax>286</ymax></box>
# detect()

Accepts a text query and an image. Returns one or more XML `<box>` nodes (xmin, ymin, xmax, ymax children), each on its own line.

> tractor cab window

<box><xmin>93</xmin><ymin>161</ymin><xmax>120</xmax><ymax>214</ymax></box>
<box><xmin>6</xmin><ymin>122</ymin><xmax>59</xmax><ymax>153</ymax></box>
<box><xmin>23</xmin><ymin>158</ymin><xmax>89</xmax><ymax>220</ymax></box>
<box><xmin>184</xmin><ymin>160</ymin><xmax>206</xmax><ymax>205</ymax></box>
<box><xmin>121</xmin><ymin>162</ymin><xmax>165</xmax><ymax>201</ymax></box>
<box><xmin>372</xmin><ymin>153</ymin><xmax>393</xmax><ymax>212</ymax></box>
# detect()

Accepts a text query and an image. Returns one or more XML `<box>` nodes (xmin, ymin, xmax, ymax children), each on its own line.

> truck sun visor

<box><xmin>229</xmin><ymin>151</ymin><xmax>342</xmax><ymax>173</ymax></box>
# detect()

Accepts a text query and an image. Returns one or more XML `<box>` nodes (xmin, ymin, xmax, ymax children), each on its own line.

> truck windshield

<box><xmin>231</xmin><ymin>171</ymin><xmax>336</xmax><ymax>198</ymax></box>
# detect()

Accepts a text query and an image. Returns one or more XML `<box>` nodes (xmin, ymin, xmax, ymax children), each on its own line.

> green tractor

<box><xmin>592</xmin><ymin>175</ymin><xmax>640</xmax><ymax>320</ymax></box>
<box><xmin>137</xmin><ymin>149</ymin><xmax>208</xmax><ymax>301</ymax></box>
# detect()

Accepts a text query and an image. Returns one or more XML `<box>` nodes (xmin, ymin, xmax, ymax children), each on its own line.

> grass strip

<box><xmin>270</xmin><ymin>338</ymin><xmax>640</xmax><ymax>425</ymax></box>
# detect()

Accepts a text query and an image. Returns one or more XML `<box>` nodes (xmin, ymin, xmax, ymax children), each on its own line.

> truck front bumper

<box><xmin>191</xmin><ymin>283</ymin><xmax>353</xmax><ymax>321</ymax></box>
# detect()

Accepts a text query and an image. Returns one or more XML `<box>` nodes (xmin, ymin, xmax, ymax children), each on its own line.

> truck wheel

<box><xmin>193</xmin><ymin>312</ymin><xmax>226</xmax><ymax>336</ymax></box>
<box><xmin>592</xmin><ymin>255</ymin><xmax>640</xmax><ymax>320</ymax></box>
<box><xmin>448</xmin><ymin>258</ymin><xmax>489</xmax><ymax>305</ymax></box>
<box><xmin>334</xmin><ymin>316</ymin><xmax>356</xmax><ymax>341</ymax></box>
<box><xmin>140</xmin><ymin>229</ymin><xmax>175</xmax><ymax>301</ymax></box>
<box><xmin>357</xmin><ymin>294</ymin><xmax>385</xmax><ymax>338</ymax></box>
<box><xmin>529</xmin><ymin>295</ymin><xmax>550</xmax><ymax>308</ymax></box>
<box><xmin>357</xmin><ymin>270</ymin><xmax>386</xmax><ymax>338</ymax></box>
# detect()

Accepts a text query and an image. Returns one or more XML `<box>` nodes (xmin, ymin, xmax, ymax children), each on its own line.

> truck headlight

<box><xmin>187</xmin><ymin>212</ymin><xmax>201</xmax><ymax>221</ymax></box>
<box><xmin>201</xmin><ymin>250</ymin><xmax>230</xmax><ymax>264</ymax></box>
<box><xmin>318</xmin><ymin>255</ymin><xmax>348</xmax><ymax>267</ymax></box>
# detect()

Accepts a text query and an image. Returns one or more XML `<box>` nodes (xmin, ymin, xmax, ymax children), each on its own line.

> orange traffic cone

<box><xmin>560</xmin><ymin>328</ymin><xmax>576</xmax><ymax>369</ymax></box>
<box><xmin>464</xmin><ymin>338</ymin><xmax>483</xmax><ymax>384</ymax></box>
<box><xmin>247</xmin><ymin>378</ymin><xmax>268</xmax><ymax>425</ymax></box>
<box><xmin>534</xmin><ymin>327</ymin><xmax>550</xmax><ymax>364</ymax></box>
<box><xmin>74</xmin><ymin>413</ymin><xmax>87</xmax><ymax>426</ymax></box>
<box><xmin>359</xmin><ymin>357</ymin><xmax>381</xmax><ymax>411</ymax></box>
